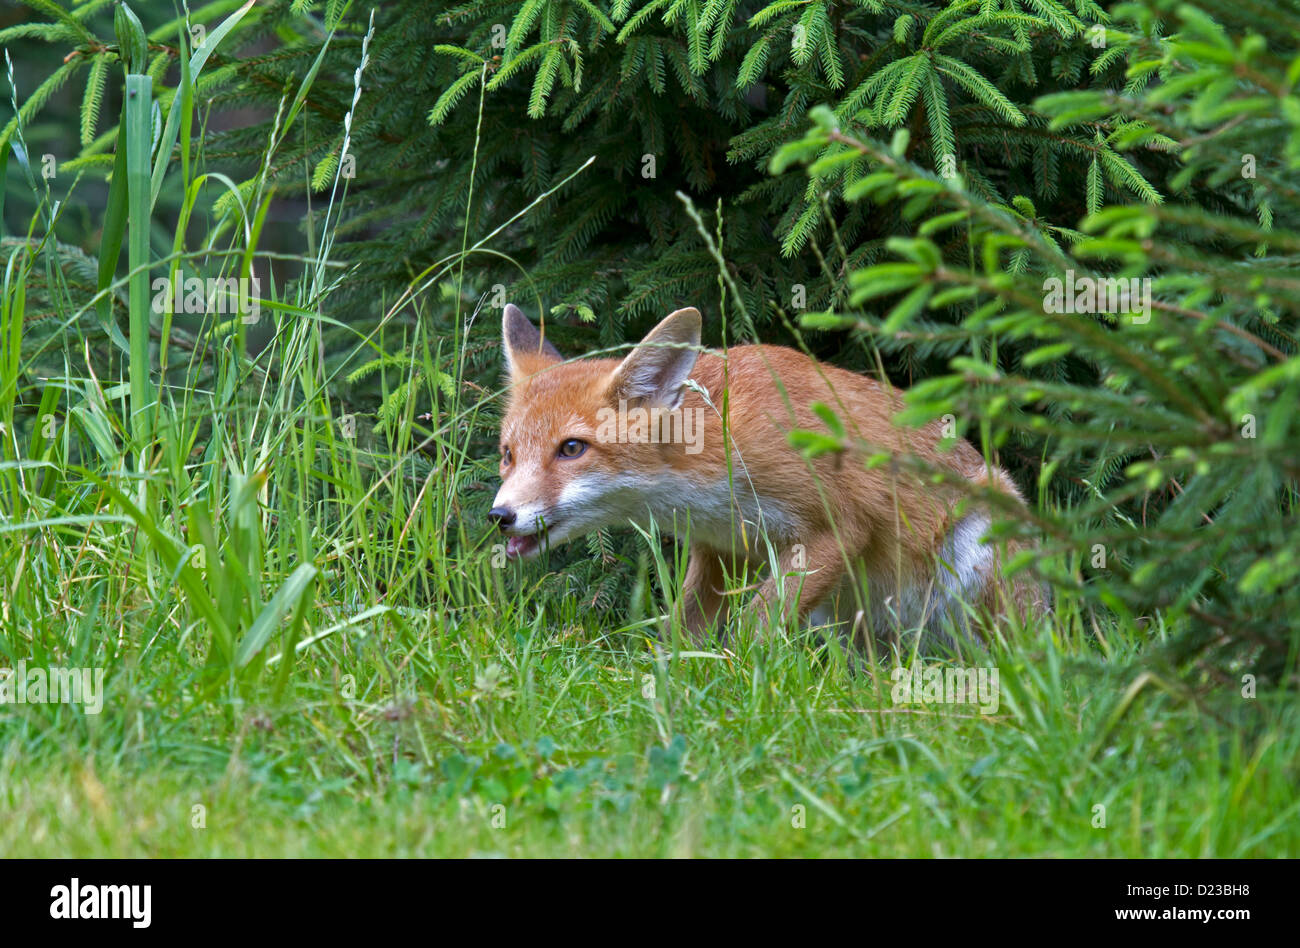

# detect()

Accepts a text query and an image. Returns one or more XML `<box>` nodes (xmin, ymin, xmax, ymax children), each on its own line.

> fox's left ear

<box><xmin>610</xmin><ymin>307</ymin><xmax>702</xmax><ymax>409</ymax></box>
<box><xmin>502</xmin><ymin>303</ymin><xmax>562</xmax><ymax>381</ymax></box>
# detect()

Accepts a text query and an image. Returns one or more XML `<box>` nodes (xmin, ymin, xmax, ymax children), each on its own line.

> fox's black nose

<box><xmin>487</xmin><ymin>506</ymin><xmax>516</xmax><ymax>530</ymax></box>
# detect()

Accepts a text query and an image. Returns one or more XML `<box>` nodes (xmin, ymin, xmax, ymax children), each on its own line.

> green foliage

<box><xmin>6</xmin><ymin>0</ymin><xmax>1296</xmax><ymax>681</ymax></box>
<box><xmin>777</xmin><ymin>0</ymin><xmax>1300</xmax><ymax>678</ymax></box>
<box><xmin>10</xmin><ymin>0</ymin><xmax>1145</xmax><ymax>350</ymax></box>
<box><xmin>2</xmin><ymin>1</ymin><xmax>1298</xmax><ymax>861</ymax></box>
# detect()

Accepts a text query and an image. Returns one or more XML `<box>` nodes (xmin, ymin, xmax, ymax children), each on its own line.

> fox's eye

<box><xmin>501</xmin><ymin>446</ymin><xmax>512</xmax><ymax>465</ymax></box>
<box><xmin>557</xmin><ymin>439</ymin><xmax>587</xmax><ymax>459</ymax></box>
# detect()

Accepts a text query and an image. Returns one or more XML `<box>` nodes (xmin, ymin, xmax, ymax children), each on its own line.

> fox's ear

<box><xmin>502</xmin><ymin>304</ymin><xmax>562</xmax><ymax>380</ymax></box>
<box><xmin>609</xmin><ymin>307</ymin><xmax>702</xmax><ymax>409</ymax></box>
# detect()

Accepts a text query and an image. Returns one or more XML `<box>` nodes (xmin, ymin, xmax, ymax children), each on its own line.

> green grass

<box><xmin>3</xmin><ymin>613</ymin><xmax>1297</xmax><ymax>857</ymax></box>
<box><xmin>1</xmin><ymin>10</ymin><xmax>1296</xmax><ymax>859</ymax></box>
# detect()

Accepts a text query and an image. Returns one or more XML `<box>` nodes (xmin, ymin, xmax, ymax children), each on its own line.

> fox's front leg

<box><xmin>742</xmin><ymin>533</ymin><xmax>850</xmax><ymax>633</ymax></box>
<box><xmin>677</xmin><ymin>545</ymin><xmax>730</xmax><ymax>641</ymax></box>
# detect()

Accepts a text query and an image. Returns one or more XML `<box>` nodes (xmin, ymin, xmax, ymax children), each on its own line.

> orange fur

<box><xmin>492</xmin><ymin>304</ymin><xmax>1043</xmax><ymax>645</ymax></box>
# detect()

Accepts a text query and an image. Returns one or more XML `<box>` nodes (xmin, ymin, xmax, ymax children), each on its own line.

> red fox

<box><xmin>490</xmin><ymin>303</ymin><xmax>1042</xmax><ymax>646</ymax></box>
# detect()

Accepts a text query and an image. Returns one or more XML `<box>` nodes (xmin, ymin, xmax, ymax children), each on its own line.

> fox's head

<box><xmin>489</xmin><ymin>303</ymin><xmax>702</xmax><ymax>559</ymax></box>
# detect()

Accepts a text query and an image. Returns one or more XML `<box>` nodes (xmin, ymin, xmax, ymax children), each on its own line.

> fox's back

<box><xmin>679</xmin><ymin>345</ymin><xmax>989</xmax><ymax>553</ymax></box>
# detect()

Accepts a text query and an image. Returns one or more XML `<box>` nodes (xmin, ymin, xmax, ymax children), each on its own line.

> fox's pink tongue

<box><xmin>506</xmin><ymin>535</ymin><xmax>538</xmax><ymax>558</ymax></box>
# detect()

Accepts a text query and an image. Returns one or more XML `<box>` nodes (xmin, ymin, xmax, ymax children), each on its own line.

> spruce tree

<box><xmin>775</xmin><ymin>0</ymin><xmax>1299</xmax><ymax>677</ymax></box>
